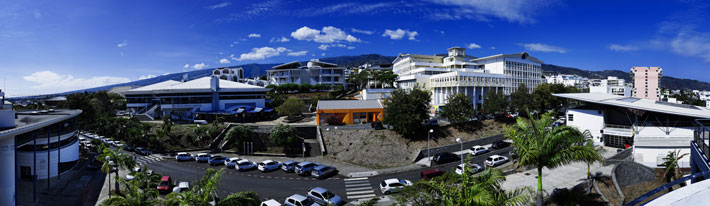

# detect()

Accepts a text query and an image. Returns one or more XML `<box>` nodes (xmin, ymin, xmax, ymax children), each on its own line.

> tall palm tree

<box><xmin>662</xmin><ymin>150</ymin><xmax>688</xmax><ymax>192</ymax></box>
<box><xmin>97</xmin><ymin>144</ymin><xmax>137</xmax><ymax>195</ymax></box>
<box><xmin>504</xmin><ymin>112</ymin><xmax>602</xmax><ymax>206</ymax></box>
<box><xmin>414</xmin><ymin>168</ymin><xmax>532</xmax><ymax>206</ymax></box>
<box><xmin>217</xmin><ymin>191</ymin><xmax>261</xmax><ymax>206</ymax></box>
<box><xmin>101</xmin><ymin>177</ymin><xmax>159</xmax><ymax>206</ymax></box>
<box><xmin>164</xmin><ymin>168</ymin><xmax>224</xmax><ymax>206</ymax></box>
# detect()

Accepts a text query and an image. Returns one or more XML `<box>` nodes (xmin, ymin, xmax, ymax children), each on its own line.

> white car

<box><xmin>455</xmin><ymin>163</ymin><xmax>483</xmax><ymax>175</ymax></box>
<box><xmin>379</xmin><ymin>178</ymin><xmax>413</xmax><ymax>195</ymax></box>
<box><xmin>236</xmin><ymin>159</ymin><xmax>257</xmax><ymax>171</ymax></box>
<box><xmin>125</xmin><ymin>174</ymin><xmax>135</xmax><ymax>181</ymax></box>
<box><xmin>471</xmin><ymin>145</ymin><xmax>489</xmax><ymax>156</ymax></box>
<box><xmin>260</xmin><ymin>199</ymin><xmax>282</xmax><ymax>206</ymax></box>
<box><xmin>258</xmin><ymin>160</ymin><xmax>281</xmax><ymax>172</ymax></box>
<box><xmin>172</xmin><ymin>182</ymin><xmax>190</xmax><ymax>193</ymax></box>
<box><xmin>112</xmin><ymin>141</ymin><xmax>124</xmax><ymax>147</ymax></box>
<box><xmin>485</xmin><ymin>155</ymin><xmax>509</xmax><ymax>167</ymax></box>
<box><xmin>225</xmin><ymin>157</ymin><xmax>242</xmax><ymax>168</ymax></box>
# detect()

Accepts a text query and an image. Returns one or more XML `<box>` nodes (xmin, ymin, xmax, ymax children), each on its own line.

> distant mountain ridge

<box><xmin>10</xmin><ymin>54</ymin><xmax>710</xmax><ymax>99</ymax></box>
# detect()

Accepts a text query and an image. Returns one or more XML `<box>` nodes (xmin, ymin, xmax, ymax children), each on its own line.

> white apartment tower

<box><xmin>393</xmin><ymin>47</ymin><xmax>543</xmax><ymax>111</ymax></box>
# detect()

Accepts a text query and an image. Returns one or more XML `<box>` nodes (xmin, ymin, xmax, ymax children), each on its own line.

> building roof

<box><xmin>126</xmin><ymin>80</ymin><xmax>181</xmax><ymax>93</ymax></box>
<box><xmin>553</xmin><ymin>93</ymin><xmax>710</xmax><ymax>119</ymax></box>
<box><xmin>125</xmin><ymin>77</ymin><xmax>269</xmax><ymax>95</ymax></box>
<box><xmin>646</xmin><ymin>178</ymin><xmax>710</xmax><ymax>206</ymax></box>
<box><xmin>0</xmin><ymin>109</ymin><xmax>82</xmax><ymax>140</ymax></box>
<box><xmin>317</xmin><ymin>100</ymin><xmax>383</xmax><ymax>110</ymax></box>
<box><xmin>272</xmin><ymin>61</ymin><xmax>301</xmax><ymax>69</ymax></box>
<box><xmin>473</xmin><ymin>52</ymin><xmax>544</xmax><ymax>64</ymax></box>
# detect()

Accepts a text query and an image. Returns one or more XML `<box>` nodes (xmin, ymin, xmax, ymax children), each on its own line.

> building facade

<box><xmin>589</xmin><ymin>76</ymin><xmax>631</xmax><ymax>96</ymax></box>
<box><xmin>267</xmin><ymin>59</ymin><xmax>346</xmax><ymax>88</ymax></box>
<box><xmin>316</xmin><ymin>100</ymin><xmax>384</xmax><ymax>125</ymax></box>
<box><xmin>393</xmin><ymin>47</ymin><xmax>543</xmax><ymax>111</ymax></box>
<box><xmin>545</xmin><ymin>74</ymin><xmax>588</xmax><ymax>89</ymax></box>
<box><xmin>631</xmin><ymin>66</ymin><xmax>662</xmax><ymax>100</ymax></box>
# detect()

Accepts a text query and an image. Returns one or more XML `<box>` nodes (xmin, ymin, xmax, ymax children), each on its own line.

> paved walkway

<box><xmin>501</xmin><ymin>148</ymin><xmax>618</xmax><ymax>193</ymax></box>
<box><xmin>16</xmin><ymin>159</ymin><xmax>105</xmax><ymax>206</ymax></box>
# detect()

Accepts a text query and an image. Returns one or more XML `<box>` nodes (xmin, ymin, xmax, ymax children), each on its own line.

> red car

<box><xmin>420</xmin><ymin>169</ymin><xmax>444</xmax><ymax>180</ymax></box>
<box><xmin>157</xmin><ymin>176</ymin><xmax>174</xmax><ymax>194</ymax></box>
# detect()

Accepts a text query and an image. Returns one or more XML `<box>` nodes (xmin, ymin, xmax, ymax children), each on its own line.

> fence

<box><xmin>413</xmin><ymin>134</ymin><xmax>504</xmax><ymax>162</ymax></box>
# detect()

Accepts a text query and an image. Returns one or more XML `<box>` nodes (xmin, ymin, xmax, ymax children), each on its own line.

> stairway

<box><xmin>209</xmin><ymin>123</ymin><xmax>235</xmax><ymax>152</ymax></box>
<box><xmin>134</xmin><ymin>104</ymin><xmax>159</xmax><ymax>121</ymax></box>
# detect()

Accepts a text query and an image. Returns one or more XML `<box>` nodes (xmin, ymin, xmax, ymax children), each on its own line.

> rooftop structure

<box><xmin>267</xmin><ymin>59</ymin><xmax>346</xmax><ymax>89</ymax></box>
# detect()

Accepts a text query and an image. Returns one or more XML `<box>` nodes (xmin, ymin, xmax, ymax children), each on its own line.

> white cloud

<box><xmin>428</xmin><ymin>0</ymin><xmax>558</xmax><ymax>23</ymax></box>
<box><xmin>347</xmin><ymin>46</ymin><xmax>355</xmax><ymax>50</ymax></box>
<box><xmin>207</xmin><ymin>2</ymin><xmax>231</xmax><ymax>9</ymax></box>
<box><xmin>23</xmin><ymin>71</ymin><xmax>130</xmax><ymax>91</ymax></box>
<box><xmin>248</xmin><ymin>33</ymin><xmax>261</xmax><ymax>38</ymax></box>
<box><xmin>383</xmin><ymin>29</ymin><xmax>418</xmax><ymax>40</ymax></box>
<box><xmin>232</xmin><ymin>47</ymin><xmax>288</xmax><ymax>61</ymax></box>
<box><xmin>219</xmin><ymin>58</ymin><xmax>231</xmax><ymax>64</ymax></box>
<box><xmin>351</xmin><ymin>28</ymin><xmax>374</xmax><ymax>35</ymax></box>
<box><xmin>287</xmin><ymin>51</ymin><xmax>309</xmax><ymax>56</ymax></box>
<box><xmin>670</xmin><ymin>31</ymin><xmax>710</xmax><ymax>62</ymax></box>
<box><xmin>290</xmin><ymin>26</ymin><xmax>360</xmax><ymax>43</ymax></box>
<box><xmin>318</xmin><ymin>45</ymin><xmax>329</xmax><ymax>50</ymax></box>
<box><xmin>318</xmin><ymin>44</ymin><xmax>350</xmax><ymax>50</ymax></box>
<box><xmin>490</xmin><ymin>46</ymin><xmax>496</xmax><ymax>50</ymax></box>
<box><xmin>139</xmin><ymin>74</ymin><xmax>157</xmax><ymax>80</ymax></box>
<box><xmin>467</xmin><ymin>43</ymin><xmax>481</xmax><ymax>49</ymax></box>
<box><xmin>184</xmin><ymin>64</ymin><xmax>189</xmax><ymax>68</ymax></box>
<box><xmin>270</xmin><ymin>36</ymin><xmax>290</xmax><ymax>43</ymax></box>
<box><xmin>192</xmin><ymin>63</ymin><xmax>208</xmax><ymax>69</ymax></box>
<box><xmin>321</xmin><ymin>53</ymin><xmax>326</xmax><ymax>56</ymax></box>
<box><xmin>117</xmin><ymin>41</ymin><xmax>128</xmax><ymax>48</ymax></box>
<box><xmin>609</xmin><ymin>44</ymin><xmax>639</xmax><ymax>52</ymax></box>
<box><xmin>520</xmin><ymin>43</ymin><xmax>566</xmax><ymax>53</ymax></box>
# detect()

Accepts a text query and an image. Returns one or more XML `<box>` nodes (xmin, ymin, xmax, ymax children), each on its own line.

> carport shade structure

<box><xmin>316</xmin><ymin>100</ymin><xmax>384</xmax><ymax>125</ymax></box>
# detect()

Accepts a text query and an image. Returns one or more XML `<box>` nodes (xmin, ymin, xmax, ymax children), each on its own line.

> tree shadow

<box><xmin>545</xmin><ymin>182</ymin><xmax>607</xmax><ymax>206</ymax></box>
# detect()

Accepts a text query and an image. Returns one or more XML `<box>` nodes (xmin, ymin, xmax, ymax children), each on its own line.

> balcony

<box><xmin>602</xmin><ymin>124</ymin><xmax>633</xmax><ymax>137</ymax></box>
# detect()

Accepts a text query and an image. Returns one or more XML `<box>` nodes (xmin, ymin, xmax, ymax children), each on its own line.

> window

<box><xmin>567</xmin><ymin>114</ymin><xmax>574</xmax><ymax>121</ymax></box>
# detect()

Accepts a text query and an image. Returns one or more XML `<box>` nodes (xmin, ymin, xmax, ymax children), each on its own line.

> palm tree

<box><xmin>217</xmin><ymin>191</ymin><xmax>261</xmax><ymax>206</ymax></box>
<box><xmin>413</xmin><ymin>168</ymin><xmax>532</xmax><ymax>206</ymax></box>
<box><xmin>661</xmin><ymin>150</ymin><xmax>688</xmax><ymax>192</ymax></box>
<box><xmin>101</xmin><ymin>177</ymin><xmax>159</xmax><ymax>206</ymax></box>
<box><xmin>164</xmin><ymin>168</ymin><xmax>224</xmax><ymax>206</ymax></box>
<box><xmin>580</xmin><ymin>139</ymin><xmax>604</xmax><ymax>193</ymax></box>
<box><xmin>504</xmin><ymin>112</ymin><xmax>602</xmax><ymax>206</ymax></box>
<box><xmin>97</xmin><ymin>144</ymin><xmax>137</xmax><ymax>195</ymax></box>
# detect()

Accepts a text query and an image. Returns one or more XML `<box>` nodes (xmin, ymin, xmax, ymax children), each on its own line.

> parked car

<box><xmin>427</xmin><ymin>118</ymin><xmax>439</xmax><ymax>127</ymax></box>
<box><xmin>175</xmin><ymin>152</ymin><xmax>194</xmax><ymax>161</ymax></box>
<box><xmin>196</xmin><ymin>153</ymin><xmax>212</xmax><ymax>163</ymax></box>
<box><xmin>310</xmin><ymin>166</ymin><xmax>338</xmax><ymax>179</ymax></box>
<box><xmin>295</xmin><ymin>162</ymin><xmax>319</xmax><ymax>176</ymax></box>
<box><xmin>371</xmin><ymin>122</ymin><xmax>384</xmax><ymax>130</ymax></box>
<box><xmin>420</xmin><ymin>168</ymin><xmax>444</xmax><ymax>180</ymax></box>
<box><xmin>485</xmin><ymin>155</ymin><xmax>509</xmax><ymax>167</ymax></box>
<box><xmin>157</xmin><ymin>176</ymin><xmax>174</xmax><ymax>194</ymax></box>
<box><xmin>281</xmin><ymin>161</ymin><xmax>299</xmax><ymax>173</ymax></box>
<box><xmin>490</xmin><ymin>140</ymin><xmax>511</xmax><ymax>149</ymax></box>
<box><xmin>307</xmin><ymin>187</ymin><xmax>344</xmax><ymax>206</ymax></box>
<box><xmin>261</xmin><ymin>199</ymin><xmax>282</xmax><ymax>206</ymax></box>
<box><xmin>123</xmin><ymin>144</ymin><xmax>135</xmax><ymax>152</ymax></box>
<box><xmin>258</xmin><ymin>160</ymin><xmax>281</xmax><ymax>172</ymax></box>
<box><xmin>284</xmin><ymin>194</ymin><xmax>318</xmax><ymax>206</ymax></box>
<box><xmin>379</xmin><ymin>178</ymin><xmax>413</xmax><ymax>195</ymax></box>
<box><xmin>236</xmin><ymin>159</ymin><xmax>257</xmax><ymax>171</ymax></box>
<box><xmin>135</xmin><ymin>147</ymin><xmax>151</xmax><ymax>156</ymax></box>
<box><xmin>112</xmin><ymin>141</ymin><xmax>124</xmax><ymax>147</ymax></box>
<box><xmin>208</xmin><ymin>156</ymin><xmax>227</xmax><ymax>166</ymax></box>
<box><xmin>471</xmin><ymin>145</ymin><xmax>489</xmax><ymax>156</ymax></box>
<box><xmin>432</xmin><ymin>152</ymin><xmax>460</xmax><ymax>164</ymax></box>
<box><xmin>455</xmin><ymin>163</ymin><xmax>483</xmax><ymax>175</ymax></box>
<box><xmin>225</xmin><ymin>157</ymin><xmax>242</xmax><ymax>168</ymax></box>
<box><xmin>172</xmin><ymin>182</ymin><xmax>189</xmax><ymax>193</ymax></box>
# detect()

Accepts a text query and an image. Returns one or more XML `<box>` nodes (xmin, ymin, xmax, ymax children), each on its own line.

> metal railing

<box><xmin>604</xmin><ymin>124</ymin><xmax>632</xmax><ymax>130</ymax></box>
<box><xmin>694</xmin><ymin>119</ymin><xmax>710</xmax><ymax>162</ymax></box>
<box><xmin>625</xmin><ymin>170</ymin><xmax>710</xmax><ymax>206</ymax></box>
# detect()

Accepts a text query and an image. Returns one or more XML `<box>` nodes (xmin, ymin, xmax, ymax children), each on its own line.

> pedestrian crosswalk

<box><xmin>343</xmin><ymin>177</ymin><xmax>378</xmax><ymax>201</ymax></box>
<box><xmin>134</xmin><ymin>154</ymin><xmax>164</xmax><ymax>165</ymax></box>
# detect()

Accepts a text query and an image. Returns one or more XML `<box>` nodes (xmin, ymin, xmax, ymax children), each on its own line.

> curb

<box><xmin>347</xmin><ymin>171</ymin><xmax>379</xmax><ymax>177</ymax></box>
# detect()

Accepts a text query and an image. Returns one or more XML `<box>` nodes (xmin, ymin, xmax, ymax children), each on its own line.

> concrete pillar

<box><xmin>0</xmin><ymin>136</ymin><xmax>15</xmax><ymax>205</ymax></box>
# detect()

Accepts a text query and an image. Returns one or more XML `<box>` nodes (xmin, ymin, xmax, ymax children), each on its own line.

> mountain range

<box><xmin>11</xmin><ymin>54</ymin><xmax>710</xmax><ymax>99</ymax></box>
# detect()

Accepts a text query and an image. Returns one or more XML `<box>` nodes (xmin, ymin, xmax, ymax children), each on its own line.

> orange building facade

<box><xmin>316</xmin><ymin>100</ymin><xmax>384</xmax><ymax>125</ymax></box>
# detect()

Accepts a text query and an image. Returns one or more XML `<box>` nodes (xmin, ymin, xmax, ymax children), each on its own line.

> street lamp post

<box><xmin>428</xmin><ymin>129</ymin><xmax>434</xmax><ymax>167</ymax></box>
<box><xmin>456</xmin><ymin>138</ymin><xmax>463</xmax><ymax>174</ymax></box>
<box><xmin>105</xmin><ymin>156</ymin><xmax>112</xmax><ymax>198</ymax></box>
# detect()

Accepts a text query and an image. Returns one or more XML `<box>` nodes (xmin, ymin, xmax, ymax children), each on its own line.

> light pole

<box><xmin>428</xmin><ymin>129</ymin><xmax>433</xmax><ymax>167</ymax></box>
<box><xmin>456</xmin><ymin>138</ymin><xmax>463</xmax><ymax>174</ymax></box>
<box><xmin>105</xmin><ymin>156</ymin><xmax>112</xmax><ymax>198</ymax></box>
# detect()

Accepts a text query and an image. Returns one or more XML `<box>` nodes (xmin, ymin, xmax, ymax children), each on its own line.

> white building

<box><xmin>358</xmin><ymin>88</ymin><xmax>394</xmax><ymax>101</ymax></box>
<box><xmin>267</xmin><ymin>59</ymin><xmax>346</xmax><ymax>88</ymax></box>
<box><xmin>545</xmin><ymin>74</ymin><xmax>588</xmax><ymax>89</ymax></box>
<box><xmin>213</xmin><ymin>67</ymin><xmax>244</xmax><ymax>82</ymax></box>
<box><xmin>555</xmin><ymin>93</ymin><xmax>710</xmax><ymax>168</ymax></box>
<box><xmin>589</xmin><ymin>76</ymin><xmax>631</xmax><ymax>96</ymax></box>
<box><xmin>393</xmin><ymin>47</ymin><xmax>543</xmax><ymax>111</ymax></box>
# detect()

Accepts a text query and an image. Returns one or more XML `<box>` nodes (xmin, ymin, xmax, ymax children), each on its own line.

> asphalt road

<box><xmin>137</xmin><ymin>145</ymin><xmax>513</xmax><ymax>204</ymax></box>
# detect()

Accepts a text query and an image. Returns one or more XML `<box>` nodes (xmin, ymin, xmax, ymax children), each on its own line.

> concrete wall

<box><xmin>613</xmin><ymin>161</ymin><xmax>656</xmax><ymax>188</ymax></box>
<box><xmin>567</xmin><ymin>109</ymin><xmax>605</xmax><ymax>145</ymax></box>
<box><xmin>634</xmin><ymin>147</ymin><xmax>690</xmax><ymax>168</ymax></box>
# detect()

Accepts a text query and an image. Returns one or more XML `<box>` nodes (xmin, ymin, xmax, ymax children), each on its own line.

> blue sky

<box><xmin>1</xmin><ymin>0</ymin><xmax>710</xmax><ymax>97</ymax></box>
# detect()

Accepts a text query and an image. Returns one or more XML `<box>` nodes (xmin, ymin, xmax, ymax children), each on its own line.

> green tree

<box><xmin>267</xmin><ymin>92</ymin><xmax>287</xmax><ymax>108</ymax></box>
<box><xmin>482</xmin><ymin>89</ymin><xmax>507</xmax><ymax>114</ymax></box>
<box><xmin>164</xmin><ymin>168</ymin><xmax>224</xmax><ymax>206</ymax></box>
<box><xmin>298</xmin><ymin>84</ymin><xmax>312</xmax><ymax>93</ymax></box>
<box><xmin>97</xmin><ymin>145</ymin><xmax>137</xmax><ymax>195</ymax></box>
<box><xmin>383</xmin><ymin>87</ymin><xmax>431</xmax><ymax>138</ymax></box>
<box><xmin>225</xmin><ymin>125</ymin><xmax>253</xmax><ymax>153</ymax></box>
<box><xmin>509</xmin><ymin>83</ymin><xmax>531</xmax><ymax>113</ymax></box>
<box><xmin>276</xmin><ymin>97</ymin><xmax>304</xmax><ymax>117</ymax></box>
<box><xmin>269</xmin><ymin>124</ymin><xmax>299</xmax><ymax>146</ymax></box>
<box><xmin>531</xmin><ymin>83</ymin><xmax>578</xmax><ymax>113</ymax></box>
<box><xmin>661</xmin><ymin>150</ymin><xmax>688</xmax><ymax>192</ymax></box>
<box><xmin>504</xmin><ymin>112</ymin><xmax>602</xmax><ymax>206</ymax></box>
<box><xmin>440</xmin><ymin>94</ymin><xmax>475</xmax><ymax>127</ymax></box>
<box><xmin>101</xmin><ymin>177</ymin><xmax>159</xmax><ymax>206</ymax></box>
<box><xmin>217</xmin><ymin>191</ymin><xmax>261</xmax><ymax>206</ymax></box>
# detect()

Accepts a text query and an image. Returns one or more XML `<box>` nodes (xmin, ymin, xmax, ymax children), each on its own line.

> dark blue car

<box><xmin>208</xmin><ymin>156</ymin><xmax>227</xmax><ymax>166</ymax></box>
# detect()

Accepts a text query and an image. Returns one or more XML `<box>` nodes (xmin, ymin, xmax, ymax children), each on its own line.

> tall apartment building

<box><xmin>589</xmin><ymin>76</ymin><xmax>631</xmax><ymax>96</ymax></box>
<box><xmin>631</xmin><ymin>67</ymin><xmax>662</xmax><ymax>100</ymax></box>
<box><xmin>393</xmin><ymin>47</ymin><xmax>543</xmax><ymax>111</ymax></box>
<box><xmin>267</xmin><ymin>59</ymin><xmax>346</xmax><ymax>89</ymax></box>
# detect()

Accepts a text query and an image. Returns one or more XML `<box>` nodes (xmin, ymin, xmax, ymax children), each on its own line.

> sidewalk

<box><xmin>501</xmin><ymin>147</ymin><xmax>618</xmax><ymax>193</ymax></box>
<box><xmin>95</xmin><ymin>168</ymin><xmax>130</xmax><ymax>206</ymax></box>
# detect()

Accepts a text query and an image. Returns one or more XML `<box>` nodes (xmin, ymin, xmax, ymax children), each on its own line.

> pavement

<box><xmin>16</xmin><ymin>159</ymin><xmax>106</xmax><ymax>206</ymax></box>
